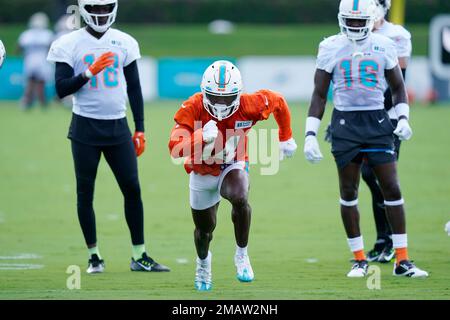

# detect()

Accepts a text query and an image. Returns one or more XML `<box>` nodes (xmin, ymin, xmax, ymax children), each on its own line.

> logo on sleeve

<box><xmin>372</xmin><ymin>45</ymin><xmax>386</xmax><ymax>53</ymax></box>
<box><xmin>235</xmin><ymin>121</ymin><xmax>253</xmax><ymax>129</ymax></box>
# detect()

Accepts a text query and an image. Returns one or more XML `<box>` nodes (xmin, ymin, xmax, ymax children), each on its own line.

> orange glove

<box><xmin>133</xmin><ymin>132</ymin><xmax>146</xmax><ymax>157</ymax></box>
<box><xmin>85</xmin><ymin>52</ymin><xmax>115</xmax><ymax>78</ymax></box>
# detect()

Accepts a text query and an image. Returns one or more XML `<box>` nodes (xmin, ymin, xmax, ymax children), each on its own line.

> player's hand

<box><xmin>393</xmin><ymin>118</ymin><xmax>413</xmax><ymax>141</ymax></box>
<box><xmin>279</xmin><ymin>138</ymin><xmax>298</xmax><ymax>161</ymax></box>
<box><xmin>304</xmin><ymin>135</ymin><xmax>323</xmax><ymax>164</ymax></box>
<box><xmin>86</xmin><ymin>52</ymin><xmax>115</xmax><ymax>78</ymax></box>
<box><xmin>133</xmin><ymin>132</ymin><xmax>146</xmax><ymax>157</ymax></box>
<box><xmin>202</xmin><ymin>120</ymin><xmax>218</xmax><ymax>144</ymax></box>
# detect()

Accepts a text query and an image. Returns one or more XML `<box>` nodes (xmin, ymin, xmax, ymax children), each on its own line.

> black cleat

<box><xmin>87</xmin><ymin>254</ymin><xmax>105</xmax><ymax>274</ymax></box>
<box><xmin>130</xmin><ymin>252</ymin><xmax>170</xmax><ymax>272</ymax></box>
<box><xmin>393</xmin><ymin>260</ymin><xmax>428</xmax><ymax>278</ymax></box>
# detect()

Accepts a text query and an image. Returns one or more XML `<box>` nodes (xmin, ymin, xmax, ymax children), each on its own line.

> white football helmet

<box><xmin>200</xmin><ymin>60</ymin><xmax>243</xmax><ymax>121</ymax></box>
<box><xmin>338</xmin><ymin>0</ymin><xmax>377</xmax><ymax>41</ymax></box>
<box><xmin>28</xmin><ymin>12</ymin><xmax>50</xmax><ymax>29</ymax></box>
<box><xmin>78</xmin><ymin>0</ymin><xmax>118</xmax><ymax>33</ymax></box>
<box><xmin>374</xmin><ymin>0</ymin><xmax>391</xmax><ymax>23</ymax></box>
<box><xmin>0</xmin><ymin>40</ymin><xmax>5</xmax><ymax>69</ymax></box>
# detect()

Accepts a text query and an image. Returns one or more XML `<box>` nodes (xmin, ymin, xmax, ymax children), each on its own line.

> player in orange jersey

<box><xmin>168</xmin><ymin>60</ymin><xmax>297</xmax><ymax>291</ymax></box>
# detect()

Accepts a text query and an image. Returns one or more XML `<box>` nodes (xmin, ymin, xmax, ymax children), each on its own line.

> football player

<box><xmin>363</xmin><ymin>0</ymin><xmax>413</xmax><ymax>263</ymax></box>
<box><xmin>304</xmin><ymin>0</ymin><xmax>427</xmax><ymax>278</ymax></box>
<box><xmin>18</xmin><ymin>12</ymin><xmax>54</xmax><ymax>109</ymax></box>
<box><xmin>168</xmin><ymin>60</ymin><xmax>297</xmax><ymax>291</ymax></box>
<box><xmin>0</xmin><ymin>40</ymin><xmax>5</xmax><ymax>68</ymax></box>
<box><xmin>47</xmin><ymin>0</ymin><xmax>169</xmax><ymax>274</ymax></box>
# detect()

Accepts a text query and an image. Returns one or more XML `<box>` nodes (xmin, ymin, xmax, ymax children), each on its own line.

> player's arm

<box><xmin>385</xmin><ymin>65</ymin><xmax>413</xmax><ymax>141</ymax></box>
<box><xmin>54</xmin><ymin>62</ymin><xmax>90</xmax><ymax>98</ymax></box>
<box><xmin>124</xmin><ymin>60</ymin><xmax>146</xmax><ymax>157</ymax></box>
<box><xmin>257</xmin><ymin>90</ymin><xmax>297</xmax><ymax>160</ymax></box>
<box><xmin>303</xmin><ymin>69</ymin><xmax>332</xmax><ymax>164</ymax></box>
<box><xmin>168</xmin><ymin>124</ymin><xmax>203</xmax><ymax>159</ymax></box>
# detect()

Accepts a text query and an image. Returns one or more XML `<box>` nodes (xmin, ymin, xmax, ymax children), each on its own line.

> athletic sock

<box><xmin>235</xmin><ymin>245</ymin><xmax>248</xmax><ymax>256</ymax></box>
<box><xmin>88</xmin><ymin>246</ymin><xmax>102</xmax><ymax>260</ymax></box>
<box><xmin>392</xmin><ymin>234</ymin><xmax>408</xmax><ymax>264</ymax></box>
<box><xmin>132</xmin><ymin>244</ymin><xmax>146</xmax><ymax>260</ymax></box>
<box><xmin>199</xmin><ymin>251</ymin><xmax>212</xmax><ymax>264</ymax></box>
<box><xmin>347</xmin><ymin>236</ymin><xmax>366</xmax><ymax>261</ymax></box>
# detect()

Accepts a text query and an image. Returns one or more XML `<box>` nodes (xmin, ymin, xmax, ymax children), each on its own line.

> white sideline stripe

<box><xmin>306</xmin><ymin>258</ymin><xmax>318</xmax><ymax>263</ymax></box>
<box><xmin>0</xmin><ymin>254</ymin><xmax>42</xmax><ymax>260</ymax></box>
<box><xmin>176</xmin><ymin>258</ymin><xmax>188</xmax><ymax>264</ymax></box>
<box><xmin>0</xmin><ymin>263</ymin><xmax>44</xmax><ymax>270</ymax></box>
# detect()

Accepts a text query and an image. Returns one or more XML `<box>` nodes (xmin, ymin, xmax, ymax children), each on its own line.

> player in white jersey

<box><xmin>363</xmin><ymin>0</ymin><xmax>413</xmax><ymax>263</ymax></box>
<box><xmin>0</xmin><ymin>40</ymin><xmax>5</xmax><ymax>69</ymax></box>
<box><xmin>304</xmin><ymin>0</ymin><xmax>427</xmax><ymax>278</ymax></box>
<box><xmin>18</xmin><ymin>12</ymin><xmax>54</xmax><ymax>109</ymax></box>
<box><xmin>47</xmin><ymin>0</ymin><xmax>170</xmax><ymax>274</ymax></box>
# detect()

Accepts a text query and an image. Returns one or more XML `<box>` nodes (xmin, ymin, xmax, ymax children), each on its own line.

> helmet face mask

<box><xmin>0</xmin><ymin>40</ymin><xmax>5</xmax><ymax>69</ymax></box>
<box><xmin>79</xmin><ymin>0</ymin><xmax>118</xmax><ymax>33</ymax></box>
<box><xmin>201</xmin><ymin>61</ymin><xmax>243</xmax><ymax>121</ymax></box>
<box><xmin>338</xmin><ymin>0</ymin><xmax>377</xmax><ymax>41</ymax></box>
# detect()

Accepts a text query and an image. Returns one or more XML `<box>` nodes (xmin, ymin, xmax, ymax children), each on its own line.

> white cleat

<box><xmin>347</xmin><ymin>260</ymin><xmax>369</xmax><ymax>278</ymax></box>
<box><xmin>195</xmin><ymin>252</ymin><xmax>212</xmax><ymax>291</ymax></box>
<box><xmin>235</xmin><ymin>254</ymin><xmax>254</xmax><ymax>282</ymax></box>
<box><xmin>393</xmin><ymin>260</ymin><xmax>429</xmax><ymax>278</ymax></box>
<box><xmin>86</xmin><ymin>254</ymin><xmax>105</xmax><ymax>274</ymax></box>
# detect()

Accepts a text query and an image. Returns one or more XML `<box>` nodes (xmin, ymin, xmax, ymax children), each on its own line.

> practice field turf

<box><xmin>0</xmin><ymin>24</ymin><xmax>430</xmax><ymax>57</ymax></box>
<box><xmin>0</xmin><ymin>101</ymin><xmax>449</xmax><ymax>300</ymax></box>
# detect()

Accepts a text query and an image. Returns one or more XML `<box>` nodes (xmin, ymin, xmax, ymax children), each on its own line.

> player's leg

<box><xmin>220</xmin><ymin>168</ymin><xmax>254</xmax><ymax>282</ymax></box>
<box><xmin>372</xmin><ymin>162</ymin><xmax>428</xmax><ymax>277</ymax></box>
<box><xmin>103</xmin><ymin>139</ymin><xmax>169</xmax><ymax>272</ymax></box>
<box><xmin>189</xmin><ymin>171</ymin><xmax>222</xmax><ymax>290</ymax></box>
<box><xmin>35</xmin><ymin>79</ymin><xmax>48</xmax><ymax>108</ymax></box>
<box><xmin>22</xmin><ymin>77</ymin><xmax>35</xmax><ymax>109</ymax></box>
<box><xmin>361</xmin><ymin>163</ymin><xmax>392</xmax><ymax>262</ymax></box>
<box><xmin>71</xmin><ymin>140</ymin><xmax>104</xmax><ymax>273</ymax></box>
<box><xmin>338</xmin><ymin>161</ymin><xmax>369</xmax><ymax>277</ymax></box>
<box><xmin>192</xmin><ymin>204</ymin><xmax>219</xmax><ymax>291</ymax></box>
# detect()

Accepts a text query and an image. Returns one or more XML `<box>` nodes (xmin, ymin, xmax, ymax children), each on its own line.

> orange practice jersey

<box><xmin>168</xmin><ymin>90</ymin><xmax>293</xmax><ymax>176</ymax></box>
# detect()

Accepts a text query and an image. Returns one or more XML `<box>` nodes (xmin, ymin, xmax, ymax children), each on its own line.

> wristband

<box><xmin>305</xmin><ymin>117</ymin><xmax>321</xmax><ymax>136</ymax></box>
<box><xmin>394</xmin><ymin>103</ymin><xmax>409</xmax><ymax>120</ymax></box>
<box><xmin>84</xmin><ymin>69</ymin><xmax>94</xmax><ymax>79</ymax></box>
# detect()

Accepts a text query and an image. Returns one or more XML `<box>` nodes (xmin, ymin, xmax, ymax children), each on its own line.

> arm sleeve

<box><xmin>385</xmin><ymin>40</ymin><xmax>399</xmax><ymax>70</ymax></box>
<box><xmin>124</xmin><ymin>60</ymin><xmax>145</xmax><ymax>132</ymax></box>
<box><xmin>255</xmin><ymin>90</ymin><xmax>293</xmax><ymax>141</ymax></box>
<box><xmin>55</xmin><ymin>62</ymin><xmax>89</xmax><ymax>99</ymax></box>
<box><xmin>124</xmin><ymin>36</ymin><xmax>141</xmax><ymax>67</ymax></box>
<box><xmin>316</xmin><ymin>40</ymin><xmax>335</xmax><ymax>73</ymax></box>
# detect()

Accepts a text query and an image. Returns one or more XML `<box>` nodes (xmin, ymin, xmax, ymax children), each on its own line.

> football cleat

<box><xmin>235</xmin><ymin>254</ymin><xmax>254</xmax><ymax>282</ymax></box>
<box><xmin>195</xmin><ymin>252</ymin><xmax>212</xmax><ymax>291</ymax></box>
<box><xmin>367</xmin><ymin>247</ymin><xmax>383</xmax><ymax>262</ymax></box>
<box><xmin>378</xmin><ymin>243</ymin><xmax>395</xmax><ymax>263</ymax></box>
<box><xmin>130</xmin><ymin>252</ymin><xmax>170</xmax><ymax>272</ymax></box>
<box><xmin>393</xmin><ymin>260</ymin><xmax>429</xmax><ymax>278</ymax></box>
<box><xmin>87</xmin><ymin>254</ymin><xmax>105</xmax><ymax>274</ymax></box>
<box><xmin>347</xmin><ymin>260</ymin><xmax>369</xmax><ymax>278</ymax></box>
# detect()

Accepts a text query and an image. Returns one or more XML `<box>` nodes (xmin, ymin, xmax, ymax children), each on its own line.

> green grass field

<box><xmin>0</xmin><ymin>101</ymin><xmax>449</xmax><ymax>300</ymax></box>
<box><xmin>0</xmin><ymin>23</ymin><xmax>430</xmax><ymax>57</ymax></box>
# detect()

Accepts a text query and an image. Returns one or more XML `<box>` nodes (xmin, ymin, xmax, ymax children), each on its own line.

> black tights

<box><xmin>71</xmin><ymin>139</ymin><xmax>144</xmax><ymax>246</ymax></box>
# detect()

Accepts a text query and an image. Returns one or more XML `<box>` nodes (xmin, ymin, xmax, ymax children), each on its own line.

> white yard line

<box><xmin>0</xmin><ymin>263</ymin><xmax>44</xmax><ymax>270</ymax></box>
<box><xmin>0</xmin><ymin>253</ymin><xmax>42</xmax><ymax>260</ymax></box>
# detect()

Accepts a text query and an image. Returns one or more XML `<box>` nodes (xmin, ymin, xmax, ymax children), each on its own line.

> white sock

<box><xmin>199</xmin><ymin>251</ymin><xmax>211</xmax><ymax>264</ymax></box>
<box><xmin>347</xmin><ymin>236</ymin><xmax>364</xmax><ymax>252</ymax></box>
<box><xmin>392</xmin><ymin>234</ymin><xmax>408</xmax><ymax>249</ymax></box>
<box><xmin>88</xmin><ymin>246</ymin><xmax>101</xmax><ymax>259</ymax></box>
<box><xmin>235</xmin><ymin>245</ymin><xmax>248</xmax><ymax>256</ymax></box>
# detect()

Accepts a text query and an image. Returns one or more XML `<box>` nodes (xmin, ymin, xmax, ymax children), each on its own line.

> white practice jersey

<box><xmin>47</xmin><ymin>28</ymin><xmax>141</xmax><ymax>120</ymax></box>
<box><xmin>375</xmin><ymin>21</ymin><xmax>412</xmax><ymax>59</ymax></box>
<box><xmin>19</xmin><ymin>28</ymin><xmax>54</xmax><ymax>80</ymax></box>
<box><xmin>316</xmin><ymin>33</ymin><xmax>398</xmax><ymax>112</ymax></box>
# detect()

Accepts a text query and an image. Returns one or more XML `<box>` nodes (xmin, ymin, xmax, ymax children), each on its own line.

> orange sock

<box><xmin>395</xmin><ymin>247</ymin><xmax>409</xmax><ymax>264</ymax></box>
<box><xmin>353</xmin><ymin>249</ymin><xmax>366</xmax><ymax>261</ymax></box>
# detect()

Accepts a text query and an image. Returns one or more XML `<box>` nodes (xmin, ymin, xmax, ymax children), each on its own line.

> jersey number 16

<box><xmin>339</xmin><ymin>59</ymin><xmax>379</xmax><ymax>89</ymax></box>
<box><xmin>83</xmin><ymin>53</ymin><xmax>119</xmax><ymax>89</ymax></box>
